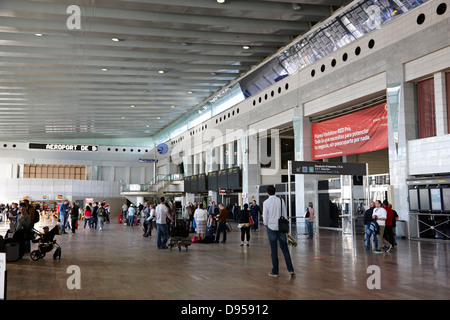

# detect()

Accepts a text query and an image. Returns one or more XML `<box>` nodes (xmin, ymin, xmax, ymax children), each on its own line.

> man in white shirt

<box><xmin>155</xmin><ymin>197</ymin><xmax>174</xmax><ymax>249</ymax></box>
<box><xmin>372</xmin><ymin>200</ymin><xmax>391</xmax><ymax>252</ymax></box>
<box><xmin>263</xmin><ymin>185</ymin><xmax>295</xmax><ymax>277</ymax></box>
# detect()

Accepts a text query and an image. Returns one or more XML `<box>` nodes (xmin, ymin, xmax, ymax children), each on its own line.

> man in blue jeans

<box><xmin>155</xmin><ymin>197</ymin><xmax>174</xmax><ymax>249</ymax></box>
<box><xmin>262</xmin><ymin>185</ymin><xmax>295</xmax><ymax>277</ymax></box>
<box><xmin>59</xmin><ymin>200</ymin><xmax>70</xmax><ymax>234</ymax></box>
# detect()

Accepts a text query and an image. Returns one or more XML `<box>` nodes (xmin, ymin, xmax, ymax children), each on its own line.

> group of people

<box><xmin>364</xmin><ymin>200</ymin><xmax>399</xmax><ymax>253</ymax></box>
<box><xmin>1</xmin><ymin>200</ymin><xmax>40</xmax><ymax>253</ymax></box>
<box><xmin>121</xmin><ymin>199</ymin><xmax>178</xmax><ymax>249</ymax></box>
<box><xmin>183</xmin><ymin>188</ymin><xmax>296</xmax><ymax>278</ymax></box>
<box><xmin>1</xmin><ymin>200</ymin><xmax>37</xmax><ymax>235</ymax></box>
<box><xmin>58</xmin><ymin>200</ymin><xmax>110</xmax><ymax>233</ymax></box>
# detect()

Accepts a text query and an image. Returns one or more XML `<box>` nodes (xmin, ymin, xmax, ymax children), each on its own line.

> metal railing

<box><xmin>121</xmin><ymin>173</ymin><xmax>184</xmax><ymax>193</ymax></box>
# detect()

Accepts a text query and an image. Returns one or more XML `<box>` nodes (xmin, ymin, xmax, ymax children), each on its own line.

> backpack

<box><xmin>98</xmin><ymin>207</ymin><xmax>105</xmax><ymax>216</ymax></box>
<box><xmin>369</xmin><ymin>220</ymin><xmax>379</xmax><ymax>234</ymax></box>
<box><xmin>32</xmin><ymin>208</ymin><xmax>40</xmax><ymax>223</ymax></box>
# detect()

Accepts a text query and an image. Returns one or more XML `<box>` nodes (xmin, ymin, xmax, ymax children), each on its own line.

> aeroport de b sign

<box><xmin>29</xmin><ymin>143</ymin><xmax>98</xmax><ymax>152</ymax></box>
<box><xmin>291</xmin><ymin>161</ymin><xmax>367</xmax><ymax>176</ymax></box>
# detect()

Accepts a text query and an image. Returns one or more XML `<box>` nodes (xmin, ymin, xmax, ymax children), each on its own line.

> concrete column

<box><xmin>386</xmin><ymin>66</ymin><xmax>416</xmax><ymax>223</ymax></box>
<box><xmin>434</xmin><ymin>72</ymin><xmax>448</xmax><ymax>136</ymax></box>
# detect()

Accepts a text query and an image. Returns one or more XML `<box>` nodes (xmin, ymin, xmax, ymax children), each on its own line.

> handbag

<box><xmin>304</xmin><ymin>208</ymin><xmax>309</xmax><ymax>218</ymax></box>
<box><xmin>278</xmin><ymin>197</ymin><xmax>289</xmax><ymax>233</ymax></box>
<box><xmin>248</xmin><ymin>211</ymin><xmax>254</xmax><ymax>226</ymax></box>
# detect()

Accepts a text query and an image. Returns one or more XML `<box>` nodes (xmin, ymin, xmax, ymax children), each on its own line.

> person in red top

<box><xmin>83</xmin><ymin>203</ymin><xmax>92</xmax><ymax>230</ymax></box>
<box><xmin>383</xmin><ymin>200</ymin><xmax>395</xmax><ymax>250</ymax></box>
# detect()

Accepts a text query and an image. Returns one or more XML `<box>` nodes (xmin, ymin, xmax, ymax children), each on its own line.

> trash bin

<box><xmin>396</xmin><ymin>220</ymin><xmax>408</xmax><ymax>239</ymax></box>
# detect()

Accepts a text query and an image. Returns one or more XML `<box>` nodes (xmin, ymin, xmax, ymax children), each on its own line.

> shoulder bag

<box><xmin>278</xmin><ymin>197</ymin><xmax>289</xmax><ymax>233</ymax></box>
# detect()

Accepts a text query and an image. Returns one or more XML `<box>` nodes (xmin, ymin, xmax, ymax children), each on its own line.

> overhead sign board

<box><xmin>312</xmin><ymin>103</ymin><xmax>388</xmax><ymax>160</ymax></box>
<box><xmin>29</xmin><ymin>143</ymin><xmax>98</xmax><ymax>152</ymax></box>
<box><xmin>291</xmin><ymin>161</ymin><xmax>367</xmax><ymax>176</ymax></box>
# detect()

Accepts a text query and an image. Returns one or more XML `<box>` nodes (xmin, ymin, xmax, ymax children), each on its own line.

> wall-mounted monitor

<box><xmin>190</xmin><ymin>175</ymin><xmax>198</xmax><ymax>194</ymax></box>
<box><xmin>408</xmin><ymin>188</ymin><xmax>419</xmax><ymax>211</ymax></box>
<box><xmin>208</xmin><ymin>171</ymin><xmax>218</xmax><ymax>192</ymax></box>
<box><xmin>442</xmin><ymin>188</ymin><xmax>450</xmax><ymax>212</ymax></box>
<box><xmin>218</xmin><ymin>170</ymin><xmax>228</xmax><ymax>190</ymax></box>
<box><xmin>197</xmin><ymin>174</ymin><xmax>207</xmax><ymax>193</ymax></box>
<box><xmin>418</xmin><ymin>188</ymin><xmax>430</xmax><ymax>212</ymax></box>
<box><xmin>227</xmin><ymin>167</ymin><xmax>241</xmax><ymax>190</ymax></box>
<box><xmin>184</xmin><ymin>176</ymin><xmax>191</xmax><ymax>194</ymax></box>
<box><xmin>430</xmin><ymin>188</ymin><xmax>442</xmax><ymax>212</ymax></box>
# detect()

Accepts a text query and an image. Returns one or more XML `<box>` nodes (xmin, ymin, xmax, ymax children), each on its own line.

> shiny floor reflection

<box><xmin>4</xmin><ymin>220</ymin><xmax>450</xmax><ymax>300</ymax></box>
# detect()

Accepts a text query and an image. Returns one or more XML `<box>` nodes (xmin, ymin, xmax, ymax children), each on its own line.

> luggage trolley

<box><xmin>168</xmin><ymin>219</ymin><xmax>191</xmax><ymax>251</ymax></box>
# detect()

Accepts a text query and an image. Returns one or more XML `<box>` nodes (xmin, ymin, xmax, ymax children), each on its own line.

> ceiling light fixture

<box><xmin>101</xmin><ymin>68</ymin><xmax>108</xmax><ymax>71</ymax></box>
<box><xmin>130</xmin><ymin>105</ymin><xmax>135</xmax><ymax>108</ymax></box>
<box><xmin>112</xmin><ymin>37</ymin><xmax>120</xmax><ymax>42</ymax></box>
<box><xmin>34</xmin><ymin>33</ymin><xmax>43</xmax><ymax>37</ymax></box>
<box><xmin>243</xmin><ymin>45</ymin><xmax>250</xmax><ymax>50</ymax></box>
<box><xmin>188</xmin><ymin>91</ymin><xmax>193</xmax><ymax>94</ymax></box>
<box><xmin>158</xmin><ymin>70</ymin><xmax>165</xmax><ymax>74</ymax></box>
<box><xmin>217</xmin><ymin>0</ymin><xmax>225</xmax><ymax>3</ymax></box>
<box><xmin>292</xmin><ymin>3</ymin><xmax>302</xmax><ymax>11</ymax></box>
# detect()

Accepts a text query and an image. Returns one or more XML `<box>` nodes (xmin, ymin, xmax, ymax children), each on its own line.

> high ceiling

<box><xmin>0</xmin><ymin>0</ymin><xmax>351</xmax><ymax>144</ymax></box>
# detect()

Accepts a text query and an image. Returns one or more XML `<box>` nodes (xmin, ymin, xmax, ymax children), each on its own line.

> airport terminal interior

<box><xmin>0</xmin><ymin>0</ymin><xmax>449</xmax><ymax>301</ymax></box>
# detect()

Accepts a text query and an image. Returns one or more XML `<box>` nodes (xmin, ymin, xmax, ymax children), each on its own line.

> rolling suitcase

<box><xmin>5</xmin><ymin>241</ymin><xmax>20</xmax><ymax>262</ymax></box>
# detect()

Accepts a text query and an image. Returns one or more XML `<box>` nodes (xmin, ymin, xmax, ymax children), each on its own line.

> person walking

<box><xmin>8</xmin><ymin>202</ymin><xmax>19</xmax><ymax>233</ymax></box>
<box><xmin>70</xmin><ymin>202</ymin><xmax>79</xmax><ymax>233</ymax></box>
<box><xmin>238</xmin><ymin>203</ymin><xmax>251</xmax><ymax>246</ymax></box>
<box><xmin>373</xmin><ymin>200</ymin><xmax>391</xmax><ymax>252</ymax></box>
<box><xmin>305</xmin><ymin>202</ymin><xmax>315</xmax><ymax>239</ymax></box>
<box><xmin>263</xmin><ymin>185</ymin><xmax>295</xmax><ymax>277</ymax></box>
<box><xmin>59</xmin><ymin>200</ymin><xmax>70</xmax><ymax>234</ymax></box>
<box><xmin>232</xmin><ymin>202</ymin><xmax>240</xmax><ymax>222</ymax></box>
<box><xmin>363</xmin><ymin>201</ymin><xmax>376</xmax><ymax>251</ymax></box>
<box><xmin>382</xmin><ymin>200</ymin><xmax>395</xmax><ymax>248</ymax></box>
<box><xmin>97</xmin><ymin>202</ymin><xmax>106</xmax><ymax>231</ymax></box>
<box><xmin>215</xmin><ymin>203</ymin><xmax>228</xmax><ymax>243</ymax></box>
<box><xmin>127</xmin><ymin>204</ymin><xmax>136</xmax><ymax>226</ymax></box>
<box><xmin>250</xmin><ymin>200</ymin><xmax>261</xmax><ymax>231</ymax></box>
<box><xmin>84</xmin><ymin>203</ymin><xmax>92</xmax><ymax>230</ymax></box>
<box><xmin>155</xmin><ymin>197</ymin><xmax>174</xmax><ymax>249</ymax></box>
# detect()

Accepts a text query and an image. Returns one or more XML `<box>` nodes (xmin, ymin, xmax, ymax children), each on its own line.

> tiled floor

<box><xmin>3</xmin><ymin>218</ymin><xmax>450</xmax><ymax>300</ymax></box>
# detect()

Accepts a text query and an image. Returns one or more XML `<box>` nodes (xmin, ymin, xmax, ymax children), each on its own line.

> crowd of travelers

<box><xmin>2</xmin><ymin>192</ymin><xmax>401</xmax><ymax>277</ymax></box>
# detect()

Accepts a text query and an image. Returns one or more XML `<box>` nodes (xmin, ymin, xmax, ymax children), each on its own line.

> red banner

<box><xmin>312</xmin><ymin>103</ymin><xmax>388</xmax><ymax>160</ymax></box>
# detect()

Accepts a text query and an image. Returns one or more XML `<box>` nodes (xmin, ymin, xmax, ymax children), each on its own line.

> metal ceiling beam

<box><xmin>0</xmin><ymin>45</ymin><xmax>263</xmax><ymax>64</ymax></box>
<box><xmin>0</xmin><ymin>66</ymin><xmax>238</xmax><ymax>80</ymax></box>
<box><xmin>0</xmin><ymin>16</ymin><xmax>293</xmax><ymax>44</ymax></box>
<box><xmin>0</xmin><ymin>57</ymin><xmax>251</xmax><ymax>73</ymax></box>
<box><xmin>0</xmin><ymin>32</ymin><xmax>276</xmax><ymax>55</ymax></box>
<box><xmin>102</xmin><ymin>0</ymin><xmax>332</xmax><ymax>16</ymax></box>
<box><xmin>0</xmin><ymin>0</ymin><xmax>312</xmax><ymax>32</ymax></box>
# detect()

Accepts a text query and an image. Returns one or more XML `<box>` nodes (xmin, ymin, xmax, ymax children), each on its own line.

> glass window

<box><xmin>416</xmin><ymin>78</ymin><xmax>436</xmax><ymax>139</ymax></box>
<box><xmin>281</xmin><ymin>138</ymin><xmax>294</xmax><ymax>170</ymax></box>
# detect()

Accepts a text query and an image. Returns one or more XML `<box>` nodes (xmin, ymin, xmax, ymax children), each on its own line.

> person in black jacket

<box><xmin>71</xmin><ymin>202</ymin><xmax>79</xmax><ymax>234</ymax></box>
<box><xmin>238</xmin><ymin>203</ymin><xmax>251</xmax><ymax>246</ymax></box>
<box><xmin>363</xmin><ymin>201</ymin><xmax>376</xmax><ymax>251</ymax></box>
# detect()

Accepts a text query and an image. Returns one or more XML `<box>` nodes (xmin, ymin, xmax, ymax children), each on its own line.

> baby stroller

<box><xmin>30</xmin><ymin>225</ymin><xmax>62</xmax><ymax>261</ymax></box>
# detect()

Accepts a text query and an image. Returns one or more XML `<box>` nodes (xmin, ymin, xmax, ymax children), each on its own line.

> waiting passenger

<box><xmin>193</xmin><ymin>203</ymin><xmax>207</xmax><ymax>242</ymax></box>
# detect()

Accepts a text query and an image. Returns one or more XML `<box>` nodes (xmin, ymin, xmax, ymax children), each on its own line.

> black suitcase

<box><xmin>5</xmin><ymin>241</ymin><xmax>20</xmax><ymax>262</ymax></box>
<box><xmin>205</xmin><ymin>225</ymin><xmax>215</xmax><ymax>238</ymax></box>
<box><xmin>171</xmin><ymin>219</ymin><xmax>189</xmax><ymax>238</ymax></box>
